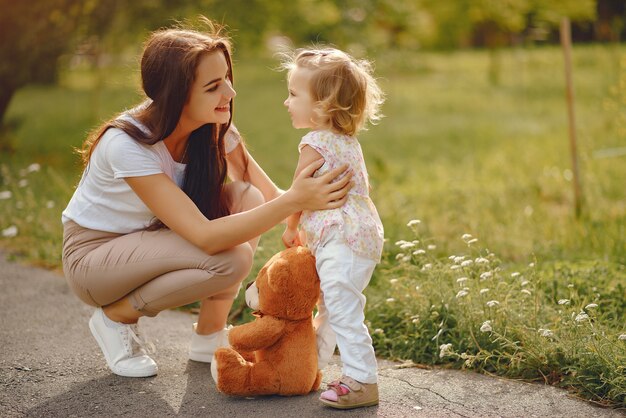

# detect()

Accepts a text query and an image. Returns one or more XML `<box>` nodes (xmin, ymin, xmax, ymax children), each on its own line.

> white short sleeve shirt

<box><xmin>62</xmin><ymin>115</ymin><xmax>240</xmax><ymax>233</ymax></box>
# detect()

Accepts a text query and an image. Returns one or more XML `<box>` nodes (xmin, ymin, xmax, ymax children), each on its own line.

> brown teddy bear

<box><xmin>210</xmin><ymin>246</ymin><xmax>322</xmax><ymax>396</ymax></box>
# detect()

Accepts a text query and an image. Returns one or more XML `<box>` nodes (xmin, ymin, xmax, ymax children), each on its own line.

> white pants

<box><xmin>313</xmin><ymin>229</ymin><xmax>378</xmax><ymax>384</ymax></box>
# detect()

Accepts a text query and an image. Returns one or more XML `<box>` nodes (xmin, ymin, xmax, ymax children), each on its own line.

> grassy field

<box><xmin>1</xmin><ymin>44</ymin><xmax>624</xmax><ymax>406</ymax></box>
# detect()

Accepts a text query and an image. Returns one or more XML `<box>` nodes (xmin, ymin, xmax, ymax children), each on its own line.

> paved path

<box><xmin>0</xmin><ymin>254</ymin><xmax>623</xmax><ymax>417</ymax></box>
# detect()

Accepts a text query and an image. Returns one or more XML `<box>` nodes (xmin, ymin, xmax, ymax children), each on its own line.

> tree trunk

<box><xmin>0</xmin><ymin>85</ymin><xmax>16</xmax><ymax>128</ymax></box>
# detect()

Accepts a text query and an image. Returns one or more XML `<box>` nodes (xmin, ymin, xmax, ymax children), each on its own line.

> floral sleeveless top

<box><xmin>299</xmin><ymin>130</ymin><xmax>384</xmax><ymax>262</ymax></box>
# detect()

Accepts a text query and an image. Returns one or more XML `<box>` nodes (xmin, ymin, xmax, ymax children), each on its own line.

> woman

<box><xmin>61</xmin><ymin>20</ymin><xmax>351</xmax><ymax>378</ymax></box>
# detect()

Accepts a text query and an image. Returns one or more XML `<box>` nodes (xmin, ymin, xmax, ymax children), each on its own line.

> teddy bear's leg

<box><xmin>211</xmin><ymin>349</ymin><xmax>256</xmax><ymax>386</ymax></box>
<box><xmin>212</xmin><ymin>348</ymin><xmax>280</xmax><ymax>396</ymax></box>
<box><xmin>211</xmin><ymin>348</ymin><xmax>248</xmax><ymax>389</ymax></box>
<box><xmin>311</xmin><ymin>370</ymin><xmax>322</xmax><ymax>392</ymax></box>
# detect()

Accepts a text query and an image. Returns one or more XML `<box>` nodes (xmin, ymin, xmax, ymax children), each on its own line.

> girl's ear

<box><xmin>312</xmin><ymin>104</ymin><xmax>327</xmax><ymax>126</ymax></box>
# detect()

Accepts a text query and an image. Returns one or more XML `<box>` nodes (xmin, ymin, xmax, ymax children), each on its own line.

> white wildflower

<box><xmin>479</xmin><ymin>272</ymin><xmax>493</xmax><ymax>280</ymax></box>
<box><xmin>575</xmin><ymin>312</ymin><xmax>589</xmax><ymax>322</ymax></box>
<box><xmin>461</xmin><ymin>234</ymin><xmax>473</xmax><ymax>241</ymax></box>
<box><xmin>558</xmin><ymin>299</ymin><xmax>570</xmax><ymax>305</ymax></box>
<box><xmin>407</xmin><ymin>219</ymin><xmax>421</xmax><ymax>227</ymax></box>
<box><xmin>413</xmin><ymin>249</ymin><xmax>426</xmax><ymax>255</ymax></box>
<box><xmin>511</xmin><ymin>272</ymin><xmax>521</xmax><ymax>278</ymax></box>
<box><xmin>27</xmin><ymin>163</ymin><xmax>41</xmax><ymax>173</ymax></box>
<box><xmin>479</xmin><ymin>288</ymin><xmax>489</xmax><ymax>295</ymax></box>
<box><xmin>453</xmin><ymin>256</ymin><xmax>466</xmax><ymax>263</ymax></box>
<box><xmin>567</xmin><ymin>284</ymin><xmax>574</xmax><ymax>289</ymax></box>
<box><xmin>467</xmin><ymin>238</ymin><xmax>478</xmax><ymax>244</ymax></box>
<box><xmin>538</xmin><ymin>328</ymin><xmax>554</xmax><ymax>338</ymax></box>
<box><xmin>412</xmin><ymin>240</ymin><xmax>419</xmax><ymax>244</ymax></box>
<box><xmin>618</xmin><ymin>334</ymin><xmax>626</xmax><ymax>341</ymax></box>
<box><xmin>456</xmin><ymin>277</ymin><xmax>468</xmax><ymax>284</ymax></box>
<box><xmin>448</xmin><ymin>255</ymin><xmax>456</xmax><ymax>260</ymax></box>
<box><xmin>521</xmin><ymin>289</ymin><xmax>532</xmax><ymax>295</ymax></box>
<box><xmin>486</xmin><ymin>300</ymin><xmax>500</xmax><ymax>308</ymax></box>
<box><xmin>415</xmin><ymin>285</ymin><xmax>420</xmax><ymax>291</ymax></box>
<box><xmin>389</xmin><ymin>279</ymin><xmax>398</xmax><ymax>285</ymax></box>
<box><xmin>17</xmin><ymin>179</ymin><xmax>28</xmax><ymax>188</ymax></box>
<box><xmin>521</xmin><ymin>280</ymin><xmax>530</xmax><ymax>287</ymax></box>
<box><xmin>461</xmin><ymin>260</ymin><xmax>473</xmax><ymax>267</ymax></box>
<box><xmin>427</xmin><ymin>244</ymin><xmax>436</xmax><ymax>250</ymax></box>
<box><xmin>475</xmin><ymin>257</ymin><xmax>489</xmax><ymax>264</ymax></box>
<box><xmin>422</xmin><ymin>263</ymin><xmax>432</xmax><ymax>270</ymax></box>
<box><xmin>529</xmin><ymin>262</ymin><xmax>535</xmax><ymax>267</ymax></box>
<box><xmin>402</xmin><ymin>256</ymin><xmax>411</xmax><ymax>262</ymax></box>
<box><xmin>373</xmin><ymin>328</ymin><xmax>385</xmax><ymax>335</ymax></box>
<box><xmin>584</xmin><ymin>303</ymin><xmax>598</xmax><ymax>309</ymax></box>
<box><xmin>400</xmin><ymin>242</ymin><xmax>415</xmax><ymax>250</ymax></box>
<box><xmin>450</xmin><ymin>265</ymin><xmax>461</xmax><ymax>270</ymax></box>
<box><xmin>2</xmin><ymin>225</ymin><xmax>18</xmax><ymax>238</ymax></box>
<box><xmin>386</xmin><ymin>298</ymin><xmax>396</xmax><ymax>303</ymax></box>
<box><xmin>395</xmin><ymin>240</ymin><xmax>408</xmax><ymax>246</ymax></box>
<box><xmin>0</xmin><ymin>191</ymin><xmax>11</xmax><ymax>200</ymax></box>
<box><xmin>412</xmin><ymin>318</ymin><xmax>419</xmax><ymax>324</ymax></box>
<box><xmin>46</xmin><ymin>201</ymin><xmax>55</xmax><ymax>209</ymax></box>
<box><xmin>395</xmin><ymin>253</ymin><xmax>405</xmax><ymax>260</ymax></box>
<box><xmin>480</xmin><ymin>320</ymin><xmax>492</xmax><ymax>333</ymax></box>
<box><xmin>456</xmin><ymin>289</ymin><xmax>469</xmax><ymax>298</ymax></box>
<box><xmin>439</xmin><ymin>343</ymin><xmax>454</xmax><ymax>358</ymax></box>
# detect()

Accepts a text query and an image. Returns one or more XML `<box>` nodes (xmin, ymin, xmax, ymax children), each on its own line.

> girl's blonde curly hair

<box><xmin>281</xmin><ymin>47</ymin><xmax>384</xmax><ymax>136</ymax></box>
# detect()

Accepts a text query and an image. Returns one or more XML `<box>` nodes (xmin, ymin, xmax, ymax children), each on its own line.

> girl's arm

<box><xmin>282</xmin><ymin>145</ymin><xmax>324</xmax><ymax>247</ymax></box>
<box><xmin>125</xmin><ymin>159</ymin><xmax>349</xmax><ymax>255</ymax></box>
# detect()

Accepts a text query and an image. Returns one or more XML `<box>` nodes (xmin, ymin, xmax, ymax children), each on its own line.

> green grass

<box><xmin>0</xmin><ymin>44</ymin><xmax>624</xmax><ymax>406</ymax></box>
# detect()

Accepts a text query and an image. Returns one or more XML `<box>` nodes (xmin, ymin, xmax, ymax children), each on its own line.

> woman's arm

<box><xmin>125</xmin><ymin>159</ymin><xmax>350</xmax><ymax>255</ymax></box>
<box><xmin>282</xmin><ymin>145</ymin><xmax>323</xmax><ymax>247</ymax></box>
<box><xmin>226</xmin><ymin>142</ymin><xmax>282</xmax><ymax>202</ymax></box>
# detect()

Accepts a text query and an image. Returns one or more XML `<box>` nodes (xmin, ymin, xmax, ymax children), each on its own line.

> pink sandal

<box><xmin>319</xmin><ymin>376</ymin><xmax>379</xmax><ymax>409</ymax></box>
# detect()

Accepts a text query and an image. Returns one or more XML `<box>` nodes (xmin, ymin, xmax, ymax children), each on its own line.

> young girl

<box><xmin>60</xmin><ymin>21</ymin><xmax>352</xmax><ymax>379</ymax></box>
<box><xmin>281</xmin><ymin>48</ymin><xmax>385</xmax><ymax>409</ymax></box>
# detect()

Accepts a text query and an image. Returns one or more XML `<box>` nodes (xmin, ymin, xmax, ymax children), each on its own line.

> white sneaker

<box><xmin>88</xmin><ymin>308</ymin><xmax>157</xmax><ymax>378</ymax></box>
<box><xmin>188</xmin><ymin>323</ymin><xmax>231</xmax><ymax>363</ymax></box>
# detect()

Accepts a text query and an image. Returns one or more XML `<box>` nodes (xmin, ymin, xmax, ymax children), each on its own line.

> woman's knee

<box><xmin>201</xmin><ymin>243</ymin><xmax>254</xmax><ymax>284</ymax></box>
<box><xmin>224</xmin><ymin>181</ymin><xmax>265</xmax><ymax>213</ymax></box>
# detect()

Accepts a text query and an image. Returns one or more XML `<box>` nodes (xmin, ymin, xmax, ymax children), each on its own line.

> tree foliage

<box><xmin>0</xmin><ymin>0</ymin><xmax>606</xmax><ymax>129</ymax></box>
<box><xmin>0</xmin><ymin>0</ymin><xmax>116</xmax><ymax>126</ymax></box>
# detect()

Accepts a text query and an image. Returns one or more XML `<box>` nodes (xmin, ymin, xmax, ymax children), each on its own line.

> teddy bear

<box><xmin>210</xmin><ymin>246</ymin><xmax>322</xmax><ymax>396</ymax></box>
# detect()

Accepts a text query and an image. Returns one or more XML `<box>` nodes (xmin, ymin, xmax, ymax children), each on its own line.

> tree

<box><xmin>0</xmin><ymin>0</ymin><xmax>116</xmax><ymax>127</ymax></box>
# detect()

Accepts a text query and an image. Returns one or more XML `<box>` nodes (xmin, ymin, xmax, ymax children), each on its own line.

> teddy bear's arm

<box><xmin>229</xmin><ymin>316</ymin><xmax>286</xmax><ymax>352</ymax></box>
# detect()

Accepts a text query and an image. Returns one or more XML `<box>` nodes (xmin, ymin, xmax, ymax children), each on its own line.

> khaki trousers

<box><xmin>62</xmin><ymin>220</ymin><xmax>253</xmax><ymax>316</ymax></box>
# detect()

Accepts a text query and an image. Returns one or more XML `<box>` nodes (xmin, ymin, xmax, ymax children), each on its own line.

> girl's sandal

<box><xmin>319</xmin><ymin>376</ymin><xmax>379</xmax><ymax>410</ymax></box>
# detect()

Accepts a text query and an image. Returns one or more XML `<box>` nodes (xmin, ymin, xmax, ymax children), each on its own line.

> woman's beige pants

<box><xmin>61</xmin><ymin>183</ymin><xmax>262</xmax><ymax>316</ymax></box>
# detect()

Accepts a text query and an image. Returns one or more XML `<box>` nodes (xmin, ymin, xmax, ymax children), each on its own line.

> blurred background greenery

<box><xmin>0</xmin><ymin>0</ymin><xmax>624</xmax><ymax>407</ymax></box>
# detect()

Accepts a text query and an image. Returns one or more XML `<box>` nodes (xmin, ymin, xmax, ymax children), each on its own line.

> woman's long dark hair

<box><xmin>80</xmin><ymin>20</ymin><xmax>235</xmax><ymax>225</ymax></box>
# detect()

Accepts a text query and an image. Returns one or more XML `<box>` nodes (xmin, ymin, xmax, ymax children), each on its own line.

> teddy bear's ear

<box><xmin>266</xmin><ymin>256</ymin><xmax>292</xmax><ymax>292</ymax></box>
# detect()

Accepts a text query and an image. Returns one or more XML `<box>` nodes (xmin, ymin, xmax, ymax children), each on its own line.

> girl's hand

<box><xmin>287</xmin><ymin>159</ymin><xmax>352</xmax><ymax>211</ymax></box>
<box><xmin>282</xmin><ymin>227</ymin><xmax>302</xmax><ymax>248</ymax></box>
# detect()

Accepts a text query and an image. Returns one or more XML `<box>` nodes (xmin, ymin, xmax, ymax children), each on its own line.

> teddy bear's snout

<box><xmin>245</xmin><ymin>281</ymin><xmax>260</xmax><ymax>310</ymax></box>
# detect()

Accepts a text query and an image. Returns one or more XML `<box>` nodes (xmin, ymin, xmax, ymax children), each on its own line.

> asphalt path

<box><xmin>0</xmin><ymin>253</ymin><xmax>622</xmax><ymax>417</ymax></box>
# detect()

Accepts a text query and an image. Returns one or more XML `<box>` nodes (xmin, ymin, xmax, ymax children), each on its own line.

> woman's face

<box><xmin>284</xmin><ymin>66</ymin><xmax>322</xmax><ymax>130</ymax></box>
<box><xmin>181</xmin><ymin>51</ymin><xmax>236</xmax><ymax>129</ymax></box>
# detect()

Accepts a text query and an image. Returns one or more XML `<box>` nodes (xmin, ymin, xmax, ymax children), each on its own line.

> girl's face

<box><xmin>181</xmin><ymin>51</ymin><xmax>236</xmax><ymax>130</ymax></box>
<box><xmin>283</xmin><ymin>67</ymin><xmax>322</xmax><ymax>130</ymax></box>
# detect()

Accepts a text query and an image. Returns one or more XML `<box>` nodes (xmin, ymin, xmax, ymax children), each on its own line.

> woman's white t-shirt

<box><xmin>62</xmin><ymin>116</ymin><xmax>240</xmax><ymax>233</ymax></box>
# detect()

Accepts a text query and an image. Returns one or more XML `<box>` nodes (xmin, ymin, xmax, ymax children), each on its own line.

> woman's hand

<box><xmin>287</xmin><ymin>159</ymin><xmax>352</xmax><ymax>211</ymax></box>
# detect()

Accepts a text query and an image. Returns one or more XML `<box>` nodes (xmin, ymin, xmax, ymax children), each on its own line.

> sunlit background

<box><xmin>0</xmin><ymin>0</ymin><xmax>624</xmax><ymax>406</ymax></box>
